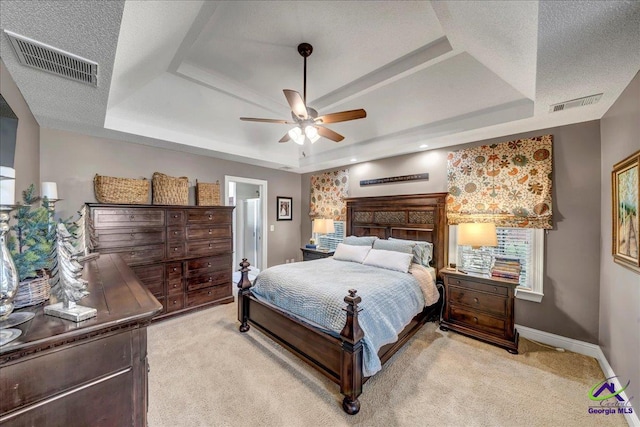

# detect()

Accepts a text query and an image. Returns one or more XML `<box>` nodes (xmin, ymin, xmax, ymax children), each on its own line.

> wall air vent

<box><xmin>4</xmin><ymin>30</ymin><xmax>98</xmax><ymax>87</ymax></box>
<box><xmin>549</xmin><ymin>93</ymin><xmax>602</xmax><ymax>113</ymax></box>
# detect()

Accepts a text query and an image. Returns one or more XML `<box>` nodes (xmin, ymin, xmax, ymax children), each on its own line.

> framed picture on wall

<box><xmin>612</xmin><ymin>149</ymin><xmax>639</xmax><ymax>273</ymax></box>
<box><xmin>277</xmin><ymin>196</ymin><xmax>293</xmax><ymax>221</ymax></box>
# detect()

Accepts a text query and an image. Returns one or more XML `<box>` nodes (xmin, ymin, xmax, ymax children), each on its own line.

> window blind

<box><xmin>459</xmin><ymin>227</ymin><xmax>533</xmax><ymax>288</ymax></box>
<box><xmin>318</xmin><ymin>221</ymin><xmax>345</xmax><ymax>251</ymax></box>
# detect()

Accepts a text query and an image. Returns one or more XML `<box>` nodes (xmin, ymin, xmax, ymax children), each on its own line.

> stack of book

<box><xmin>490</xmin><ymin>256</ymin><xmax>521</xmax><ymax>282</ymax></box>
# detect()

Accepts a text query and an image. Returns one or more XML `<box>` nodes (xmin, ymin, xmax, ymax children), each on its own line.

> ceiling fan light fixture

<box><xmin>288</xmin><ymin>126</ymin><xmax>302</xmax><ymax>140</ymax></box>
<box><xmin>305</xmin><ymin>125</ymin><xmax>320</xmax><ymax>143</ymax></box>
<box><xmin>294</xmin><ymin>134</ymin><xmax>306</xmax><ymax>145</ymax></box>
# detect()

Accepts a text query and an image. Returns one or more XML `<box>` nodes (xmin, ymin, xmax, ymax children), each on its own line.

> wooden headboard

<box><xmin>345</xmin><ymin>193</ymin><xmax>448</xmax><ymax>274</ymax></box>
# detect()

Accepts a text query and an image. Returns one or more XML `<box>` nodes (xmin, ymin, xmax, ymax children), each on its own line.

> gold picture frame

<box><xmin>612</xmin><ymin>149</ymin><xmax>640</xmax><ymax>273</ymax></box>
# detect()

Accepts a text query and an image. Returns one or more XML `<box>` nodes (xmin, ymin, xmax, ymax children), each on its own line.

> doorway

<box><xmin>225</xmin><ymin>176</ymin><xmax>267</xmax><ymax>283</ymax></box>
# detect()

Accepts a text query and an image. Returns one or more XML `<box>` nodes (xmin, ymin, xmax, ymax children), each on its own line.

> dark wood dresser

<box><xmin>440</xmin><ymin>269</ymin><xmax>519</xmax><ymax>354</ymax></box>
<box><xmin>300</xmin><ymin>247</ymin><xmax>335</xmax><ymax>261</ymax></box>
<box><xmin>0</xmin><ymin>254</ymin><xmax>162</xmax><ymax>426</ymax></box>
<box><xmin>87</xmin><ymin>204</ymin><xmax>235</xmax><ymax>319</ymax></box>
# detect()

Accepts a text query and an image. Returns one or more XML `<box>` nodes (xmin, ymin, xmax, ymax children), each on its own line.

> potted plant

<box><xmin>7</xmin><ymin>184</ymin><xmax>54</xmax><ymax>308</ymax></box>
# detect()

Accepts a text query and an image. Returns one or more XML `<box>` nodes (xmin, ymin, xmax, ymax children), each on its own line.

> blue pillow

<box><xmin>373</xmin><ymin>239</ymin><xmax>414</xmax><ymax>254</ymax></box>
<box><xmin>389</xmin><ymin>237</ymin><xmax>433</xmax><ymax>266</ymax></box>
<box><xmin>343</xmin><ymin>235</ymin><xmax>378</xmax><ymax>247</ymax></box>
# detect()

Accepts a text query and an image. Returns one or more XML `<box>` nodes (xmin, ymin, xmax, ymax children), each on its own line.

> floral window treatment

<box><xmin>447</xmin><ymin>135</ymin><xmax>553</xmax><ymax>229</ymax></box>
<box><xmin>310</xmin><ymin>169</ymin><xmax>349</xmax><ymax>221</ymax></box>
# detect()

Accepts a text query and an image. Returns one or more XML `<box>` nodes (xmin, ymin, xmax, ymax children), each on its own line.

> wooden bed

<box><xmin>237</xmin><ymin>193</ymin><xmax>448</xmax><ymax>414</ymax></box>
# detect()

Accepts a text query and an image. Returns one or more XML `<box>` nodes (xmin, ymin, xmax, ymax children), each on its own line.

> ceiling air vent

<box><xmin>549</xmin><ymin>93</ymin><xmax>602</xmax><ymax>113</ymax></box>
<box><xmin>4</xmin><ymin>30</ymin><xmax>98</xmax><ymax>87</ymax></box>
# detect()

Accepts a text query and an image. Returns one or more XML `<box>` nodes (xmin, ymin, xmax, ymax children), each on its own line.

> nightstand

<box><xmin>440</xmin><ymin>269</ymin><xmax>519</xmax><ymax>354</ymax></box>
<box><xmin>300</xmin><ymin>247</ymin><xmax>335</xmax><ymax>261</ymax></box>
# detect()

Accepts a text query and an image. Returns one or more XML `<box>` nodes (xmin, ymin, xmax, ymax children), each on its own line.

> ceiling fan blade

<box><xmin>240</xmin><ymin>117</ymin><xmax>294</xmax><ymax>124</ymax></box>
<box><xmin>283</xmin><ymin>89</ymin><xmax>308</xmax><ymax>120</ymax></box>
<box><xmin>317</xmin><ymin>126</ymin><xmax>344</xmax><ymax>143</ymax></box>
<box><xmin>316</xmin><ymin>109</ymin><xmax>367</xmax><ymax>124</ymax></box>
<box><xmin>279</xmin><ymin>133</ymin><xmax>291</xmax><ymax>143</ymax></box>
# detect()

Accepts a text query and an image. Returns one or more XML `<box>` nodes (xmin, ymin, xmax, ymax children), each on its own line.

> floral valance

<box><xmin>447</xmin><ymin>135</ymin><xmax>553</xmax><ymax>229</ymax></box>
<box><xmin>310</xmin><ymin>169</ymin><xmax>349</xmax><ymax>221</ymax></box>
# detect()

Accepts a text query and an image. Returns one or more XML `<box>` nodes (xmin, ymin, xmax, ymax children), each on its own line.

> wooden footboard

<box><xmin>236</xmin><ymin>259</ymin><xmax>440</xmax><ymax>415</ymax></box>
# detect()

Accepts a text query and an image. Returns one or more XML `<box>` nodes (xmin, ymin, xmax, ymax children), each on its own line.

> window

<box><xmin>317</xmin><ymin>221</ymin><xmax>345</xmax><ymax>251</ymax></box>
<box><xmin>450</xmin><ymin>226</ymin><xmax>544</xmax><ymax>302</ymax></box>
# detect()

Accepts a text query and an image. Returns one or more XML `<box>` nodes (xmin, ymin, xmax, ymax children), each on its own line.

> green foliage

<box><xmin>7</xmin><ymin>184</ymin><xmax>54</xmax><ymax>281</ymax></box>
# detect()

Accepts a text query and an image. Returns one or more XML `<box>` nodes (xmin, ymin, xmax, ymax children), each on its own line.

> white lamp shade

<box><xmin>313</xmin><ymin>218</ymin><xmax>335</xmax><ymax>234</ymax></box>
<box><xmin>0</xmin><ymin>177</ymin><xmax>15</xmax><ymax>205</ymax></box>
<box><xmin>458</xmin><ymin>223</ymin><xmax>497</xmax><ymax>249</ymax></box>
<box><xmin>305</xmin><ymin>125</ymin><xmax>320</xmax><ymax>143</ymax></box>
<box><xmin>41</xmin><ymin>182</ymin><xmax>58</xmax><ymax>199</ymax></box>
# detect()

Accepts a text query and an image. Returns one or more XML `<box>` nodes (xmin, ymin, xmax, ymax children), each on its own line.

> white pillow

<box><xmin>363</xmin><ymin>249</ymin><xmax>413</xmax><ymax>273</ymax></box>
<box><xmin>333</xmin><ymin>243</ymin><xmax>371</xmax><ymax>263</ymax></box>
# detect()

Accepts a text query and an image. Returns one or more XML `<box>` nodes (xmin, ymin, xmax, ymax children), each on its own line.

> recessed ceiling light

<box><xmin>419</xmin><ymin>144</ymin><xmax>428</xmax><ymax>149</ymax></box>
<box><xmin>350</xmin><ymin>158</ymin><xmax>357</xmax><ymax>162</ymax></box>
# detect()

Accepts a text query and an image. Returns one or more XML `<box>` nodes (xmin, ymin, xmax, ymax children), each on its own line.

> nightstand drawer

<box><xmin>446</xmin><ymin>276</ymin><xmax>509</xmax><ymax>296</ymax></box>
<box><xmin>448</xmin><ymin>286</ymin><xmax>507</xmax><ymax>317</ymax></box>
<box><xmin>448</xmin><ymin>305</ymin><xmax>506</xmax><ymax>337</ymax></box>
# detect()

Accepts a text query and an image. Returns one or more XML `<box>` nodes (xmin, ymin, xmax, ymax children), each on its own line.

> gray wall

<box><xmin>600</xmin><ymin>70</ymin><xmax>640</xmax><ymax>415</ymax></box>
<box><xmin>302</xmin><ymin>120</ymin><xmax>602</xmax><ymax>343</ymax></box>
<box><xmin>0</xmin><ymin>60</ymin><xmax>39</xmax><ymax>197</ymax></box>
<box><xmin>39</xmin><ymin>128</ymin><xmax>301</xmax><ymax>268</ymax></box>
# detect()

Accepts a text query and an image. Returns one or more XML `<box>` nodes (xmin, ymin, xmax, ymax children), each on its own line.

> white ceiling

<box><xmin>1</xmin><ymin>1</ymin><xmax>639</xmax><ymax>173</ymax></box>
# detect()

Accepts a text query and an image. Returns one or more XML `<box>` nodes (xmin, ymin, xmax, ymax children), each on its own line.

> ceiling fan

<box><xmin>240</xmin><ymin>43</ymin><xmax>367</xmax><ymax>145</ymax></box>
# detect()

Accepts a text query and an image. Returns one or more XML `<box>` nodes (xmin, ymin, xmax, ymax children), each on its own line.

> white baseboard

<box><xmin>516</xmin><ymin>324</ymin><xmax>640</xmax><ymax>427</ymax></box>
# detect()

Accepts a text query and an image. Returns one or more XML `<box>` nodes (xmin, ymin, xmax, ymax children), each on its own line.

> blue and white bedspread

<box><xmin>250</xmin><ymin>258</ymin><xmax>438</xmax><ymax>376</ymax></box>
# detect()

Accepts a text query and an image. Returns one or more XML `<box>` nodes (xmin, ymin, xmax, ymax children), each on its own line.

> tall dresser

<box><xmin>87</xmin><ymin>203</ymin><xmax>235</xmax><ymax>319</ymax></box>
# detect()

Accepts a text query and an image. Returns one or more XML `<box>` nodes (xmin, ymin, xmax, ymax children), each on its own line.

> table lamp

<box><xmin>457</xmin><ymin>222</ymin><xmax>497</xmax><ymax>273</ymax></box>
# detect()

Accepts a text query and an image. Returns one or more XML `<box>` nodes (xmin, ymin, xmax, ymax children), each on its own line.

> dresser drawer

<box><xmin>186</xmin><ymin>254</ymin><xmax>232</xmax><ymax>277</ymax></box>
<box><xmin>167</xmin><ymin>226</ymin><xmax>185</xmax><ymax>242</ymax></box>
<box><xmin>445</xmin><ymin>276</ymin><xmax>509</xmax><ymax>296</ymax></box>
<box><xmin>166</xmin><ymin>210</ymin><xmax>185</xmax><ymax>226</ymax></box>
<box><xmin>94</xmin><ymin>227</ymin><xmax>165</xmax><ymax>249</ymax></box>
<box><xmin>93</xmin><ymin>208</ymin><xmax>165</xmax><ymax>228</ymax></box>
<box><xmin>186</xmin><ymin>271</ymin><xmax>230</xmax><ymax>291</ymax></box>
<box><xmin>166</xmin><ymin>242</ymin><xmax>186</xmax><ymax>259</ymax></box>
<box><xmin>131</xmin><ymin>264</ymin><xmax>164</xmax><ymax>296</ymax></box>
<box><xmin>448</xmin><ymin>286</ymin><xmax>507</xmax><ymax>317</ymax></box>
<box><xmin>448</xmin><ymin>305</ymin><xmax>506</xmax><ymax>337</ymax></box>
<box><xmin>165</xmin><ymin>294</ymin><xmax>184</xmax><ymax>312</ymax></box>
<box><xmin>100</xmin><ymin>244</ymin><xmax>165</xmax><ymax>266</ymax></box>
<box><xmin>0</xmin><ymin>332</ymin><xmax>131</xmax><ymax>414</ymax></box>
<box><xmin>186</xmin><ymin>239</ymin><xmax>232</xmax><ymax>257</ymax></box>
<box><xmin>186</xmin><ymin>284</ymin><xmax>230</xmax><ymax>307</ymax></box>
<box><xmin>186</xmin><ymin>209</ymin><xmax>232</xmax><ymax>224</ymax></box>
<box><xmin>186</xmin><ymin>224</ymin><xmax>232</xmax><ymax>240</ymax></box>
<box><xmin>166</xmin><ymin>262</ymin><xmax>184</xmax><ymax>295</ymax></box>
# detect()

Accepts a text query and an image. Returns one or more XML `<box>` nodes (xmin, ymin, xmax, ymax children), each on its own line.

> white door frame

<box><xmin>225</xmin><ymin>176</ymin><xmax>268</xmax><ymax>271</ymax></box>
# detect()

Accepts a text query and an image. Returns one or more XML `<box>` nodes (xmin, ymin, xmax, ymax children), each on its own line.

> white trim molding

<box><xmin>516</xmin><ymin>325</ymin><xmax>640</xmax><ymax>427</ymax></box>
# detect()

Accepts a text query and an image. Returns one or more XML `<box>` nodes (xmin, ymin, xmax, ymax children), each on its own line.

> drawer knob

<box><xmin>473</xmin><ymin>317</ymin><xmax>478</xmax><ymax>323</ymax></box>
<box><xmin>130</xmin><ymin>251</ymin><xmax>135</xmax><ymax>256</ymax></box>
<box><xmin>130</xmin><ymin>233</ymin><xmax>135</xmax><ymax>238</ymax></box>
<box><xmin>130</xmin><ymin>215</ymin><xmax>135</xmax><ymax>220</ymax></box>
<box><xmin>173</xmin><ymin>214</ymin><xmax>178</xmax><ymax>218</ymax></box>
<box><xmin>173</xmin><ymin>247</ymin><xmax>178</xmax><ymax>252</ymax></box>
<box><xmin>174</xmin><ymin>231</ymin><xmax>178</xmax><ymax>235</ymax></box>
<box><xmin>209</xmin><ymin>243</ymin><xmax>212</xmax><ymax>248</ymax></box>
<box><xmin>207</xmin><ymin>262</ymin><xmax>211</xmax><ymax>267</ymax></box>
<box><xmin>207</xmin><ymin>291</ymin><xmax>212</xmax><ymax>295</ymax></box>
<box><xmin>208</xmin><ymin>215</ymin><xmax>213</xmax><ymax>220</ymax></box>
<box><xmin>474</xmin><ymin>298</ymin><xmax>479</xmax><ymax>304</ymax></box>
<box><xmin>493</xmin><ymin>287</ymin><xmax>498</xmax><ymax>292</ymax></box>
<box><xmin>173</xmin><ymin>267</ymin><xmax>177</xmax><ymax>272</ymax></box>
<box><xmin>455</xmin><ymin>280</ymin><xmax>460</xmax><ymax>285</ymax></box>
<box><xmin>173</xmin><ymin>300</ymin><xmax>177</xmax><ymax>305</ymax></box>
<box><xmin>208</xmin><ymin>229</ymin><xmax>212</xmax><ymax>234</ymax></box>
<box><xmin>173</xmin><ymin>283</ymin><xmax>178</xmax><ymax>288</ymax></box>
<box><xmin>208</xmin><ymin>277</ymin><xmax>212</xmax><ymax>282</ymax></box>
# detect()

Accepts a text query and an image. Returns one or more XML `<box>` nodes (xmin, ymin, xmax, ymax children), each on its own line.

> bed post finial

<box><xmin>340</xmin><ymin>289</ymin><xmax>364</xmax><ymax>415</ymax></box>
<box><xmin>237</xmin><ymin>258</ymin><xmax>252</xmax><ymax>332</ymax></box>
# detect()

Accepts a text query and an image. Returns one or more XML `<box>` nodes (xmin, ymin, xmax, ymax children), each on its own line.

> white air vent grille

<box><xmin>549</xmin><ymin>93</ymin><xmax>602</xmax><ymax>113</ymax></box>
<box><xmin>4</xmin><ymin>30</ymin><xmax>97</xmax><ymax>87</ymax></box>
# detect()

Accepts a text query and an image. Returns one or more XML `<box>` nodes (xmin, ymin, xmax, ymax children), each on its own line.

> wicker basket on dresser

<box><xmin>87</xmin><ymin>203</ymin><xmax>235</xmax><ymax>319</ymax></box>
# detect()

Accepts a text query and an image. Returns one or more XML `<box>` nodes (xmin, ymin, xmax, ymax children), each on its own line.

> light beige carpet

<box><xmin>147</xmin><ymin>302</ymin><xmax>626</xmax><ymax>427</ymax></box>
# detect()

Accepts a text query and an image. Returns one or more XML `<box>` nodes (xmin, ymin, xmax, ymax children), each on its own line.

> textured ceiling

<box><xmin>1</xmin><ymin>1</ymin><xmax>639</xmax><ymax>173</ymax></box>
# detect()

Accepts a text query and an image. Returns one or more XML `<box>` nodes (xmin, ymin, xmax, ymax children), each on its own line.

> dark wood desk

<box><xmin>0</xmin><ymin>254</ymin><xmax>162</xmax><ymax>426</ymax></box>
